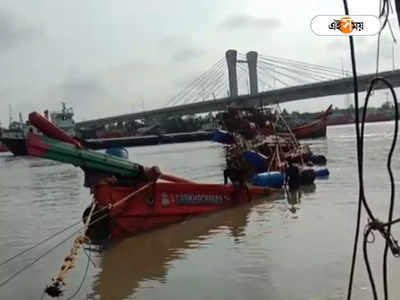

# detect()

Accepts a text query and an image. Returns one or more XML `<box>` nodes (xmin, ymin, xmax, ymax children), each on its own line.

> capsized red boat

<box><xmin>26</xmin><ymin>112</ymin><xmax>279</xmax><ymax>241</ymax></box>
<box><xmin>91</xmin><ymin>178</ymin><xmax>276</xmax><ymax>240</ymax></box>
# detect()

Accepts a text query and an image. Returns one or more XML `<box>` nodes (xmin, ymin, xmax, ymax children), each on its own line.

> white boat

<box><xmin>50</xmin><ymin>102</ymin><xmax>76</xmax><ymax>137</ymax></box>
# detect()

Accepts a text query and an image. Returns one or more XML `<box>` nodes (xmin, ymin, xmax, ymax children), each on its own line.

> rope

<box><xmin>44</xmin><ymin>181</ymin><xmax>154</xmax><ymax>297</ymax></box>
<box><xmin>0</xmin><ymin>179</ymin><xmax>154</xmax><ymax>295</ymax></box>
<box><xmin>44</xmin><ymin>202</ymin><xmax>96</xmax><ymax>297</ymax></box>
<box><xmin>64</xmin><ymin>245</ymin><xmax>91</xmax><ymax>300</ymax></box>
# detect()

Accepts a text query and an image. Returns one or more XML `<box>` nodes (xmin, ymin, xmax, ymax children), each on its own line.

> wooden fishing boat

<box><xmin>291</xmin><ymin>118</ymin><xmax>327</xmax><ymax>139</ymax></box>
<box><xmin>290</xmin><ymin>105</ymin><xmax>333</xmax><ymax>139</ymax></box>
<box><xmin>92</xmin><ymin>179</ymin><xmax>275</xmax><ymax>240</ymax></box>
<box><xmin>214</xmin><ymin>106</ymin><xmax>329</xmax><ymax>188</ymax></box>
<box><xmin>26</xmin><ymin>112</ymin><xmax>279</xmax><ymax>240</ymax></box>
<box><xmin>0</xmin><ymin>142</ymin><xmax>8</xmax><ymax>152</ymax></box>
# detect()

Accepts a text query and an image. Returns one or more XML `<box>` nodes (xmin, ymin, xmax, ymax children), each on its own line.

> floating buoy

<box><xmin>243</xmin><ymin>150</ymin><xmax>269</xmax><ymax>173</ymax></box>
<box><xmin>212</xmin><ymin>129</ymin><xmax>234</xmax><ymax>144</ymax></box>
<box><xmin>314</xmin><ymin>168</ymin><xmax>330</xmax><ymax>178</ymax></box>
<box><xmin>106</xmin><ymin>147</ymin><xmax>129</xmax><ymax>160</ymax></box>
<box><xmin>309</xmin><ymin>154</ymin><xmax>327</xmax><ymax>165</ymax></box>
<box><xmin>251</xmin><ymin>172</ymin><xmax>284</xmax><ymax>188</ymax></box>
<box><xmin>300</xmin><ymin>169</ymin><xmax>316</xmax><ymax>185</ymax></box>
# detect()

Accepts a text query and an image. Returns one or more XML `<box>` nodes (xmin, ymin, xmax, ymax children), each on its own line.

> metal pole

<box><xmin>392</xmin><ymin>42</ymin><xmax>395</xmax><ymax>71</ymax></box>
<box><xmin>8</xmin><ymin>104</ymin><xmax>12</xmax><ymax>126</ymax></box>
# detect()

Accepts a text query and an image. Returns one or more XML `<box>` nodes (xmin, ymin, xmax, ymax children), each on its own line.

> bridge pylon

<box><xmin>246</xmin><ymin>51</ymin><xmax>258</xmax><ymax>95</ymax></box>
<box><xmin>225</xmin><ymin>49</ymin><xmax>238</xmax><ymax>98</ymax></box>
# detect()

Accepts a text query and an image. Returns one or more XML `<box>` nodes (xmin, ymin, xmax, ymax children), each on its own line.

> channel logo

<box><xmin>311</xmin><ymin>15</ymin><xmax>381</xmax><ymax>36</ymax></box>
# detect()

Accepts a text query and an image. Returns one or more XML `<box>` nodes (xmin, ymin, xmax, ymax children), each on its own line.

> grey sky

<box><xmin>0</xmin><ymin>0</ymin><xmax>398</xmax><ymax>126</ymax></box>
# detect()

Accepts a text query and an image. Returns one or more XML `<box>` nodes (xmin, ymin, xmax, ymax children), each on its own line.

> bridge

<box><xmin>77</xmin><ymin>50</ymin><xmax>400</xmax><ymax>130</ymax></box>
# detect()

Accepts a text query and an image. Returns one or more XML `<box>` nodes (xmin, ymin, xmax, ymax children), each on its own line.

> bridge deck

<box><xmin>77</xmin><ymin>69</ymin><xmax>400</xmax><ymax>129</ymax></box>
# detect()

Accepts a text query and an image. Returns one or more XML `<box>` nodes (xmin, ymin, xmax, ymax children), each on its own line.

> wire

<box><xmin>344</xmin><ymin>1</ymin><xmax>400</xmax><ymax>299</ymax></box>
<box><xmin>363</xmin><ymin>226</ymin><xmax>378</xmax><ymax>300</ymax></box>
<box><xmin>0</xmin><ymin>221</ymin><xmax>81</xmax><ymax>268</ymax></box>
<box><xmin>359</xmin><ymin>77</ymin><xmax>399</xmax><ymax>300</ymax></box>
<box><xmin>343</xmin><ymin>0</ymin><xmax>373</xmax><ymax>298</ymax></box>
<box><xmin>0</xmin><ymin>212</ymin><xmax>108</xmax><ymax>289</ymax></box>
<box><xmin>0</xmin><ymin>230</ymin><xmax>79</xmax><ymax>288</ymax></box>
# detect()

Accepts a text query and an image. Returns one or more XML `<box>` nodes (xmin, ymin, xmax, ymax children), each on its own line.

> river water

<box><xmin>1</xmin><ymin>122</ymin><xmax>400</xmax><ymax>300</ymax></box>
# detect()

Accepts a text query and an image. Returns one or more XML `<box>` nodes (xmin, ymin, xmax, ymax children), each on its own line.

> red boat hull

<box><xmin>93</xmin><ymin>182</ymin><xmax>277</xmax><ymax>239</ymax></box>
<box><xmin>0</xmin><ymin>143</ymin><xmax>7</xmax><ymax>152</ymax></box>
<box><xmin>291</xmin><ymin>105</ymin><xmax>332</xmax><ymax>139</ymax></box>
<box><xmin>291</xmin><ymin>118</ymin><xmax>327</xmax><ymax>139</ymax></box>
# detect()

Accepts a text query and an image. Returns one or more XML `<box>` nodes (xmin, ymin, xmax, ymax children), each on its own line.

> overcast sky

<box><xmin>0</xmin><ymin>0</ymin><xmax>398</xmax><ymax>126</ymax></box>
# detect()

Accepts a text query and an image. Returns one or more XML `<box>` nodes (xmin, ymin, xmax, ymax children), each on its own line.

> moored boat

<box><xmin>91</xmin><ymin>179</ymin><xmax>276</xmax><ymax>240</ymax></box>
<box><xmin>288</xmin><ymin>105</ymin><xmax>333</xmax><ymax>139</ymax></box>
<box><xmin>0</xmin><ymin>103</ymin><xmax>77</xmax><ymax>156</ymax></box>
<box><xmin>291</xmin><ymin>118</ymin><xmax>327</xmax><ymax>139</ymax></box>
<box><xmin>0</xmin><ymin>119</ymin><xmax>28</xmax><ymax>156</ymax></box>
<box><xmin>0</xmin><ymin>142</ymin><xmax>8</xmax><ymax>152</ymax></box>
<box><xmin>214</xmin><ymin>105</ymin><xmax>328</xmax><ymax>189</ymax></box>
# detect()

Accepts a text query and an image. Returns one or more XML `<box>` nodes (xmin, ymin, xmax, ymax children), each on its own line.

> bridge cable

<box><xmin>189</xmin><ymin>68</ymin><xmax>228</xmax><ymax>103</ymax></box>
<box><xmin>181</xmin><ymin>61</ymin><xmax>227</xmax><ymax>103</ymax></box>
<box><xmin>258</xmin><ymin>56</ymin><xmax>342</xmax><ymax>80</ymax></box>
<box><xmin>258</xmin><ymin>59</ymin><xmax>334</xmax><ymax>82</ymax></box>
<box><xmin>258</xmin><ymin>55</ymin><xmax>349</xmax><ymax>78</ymax></box>
<box><xmin>236</xmin><ymin>63</ymin><xmax>272</xmax><ymax>93</ymax></box>
<box><xmin>165</xmin><ymin>58</ymin><xmax>225</xmax><ymax>106</ymax></box>
<box><xmin>258</xmin><ymin>63</ymin><xmax>307</xmax><ymax>84</ymax></box>
<box><xmin>258</xmin><ymin>60</ymin><xmax>315</xmax><ymax>83</ymax></box>
<box><xmin>257</xmin><ymin>66</ymin><xmax>290</xmax><ymax>87</ymax></box>
<box><xmin>177</xmin><ymin>61</ymin><xmax>226</xmax><ymax>105</ymax></box>
<box><xmin>166</xmin><ymin>59</ymin><xmax>225</xmax><ymax>106</ymax></box>
<box><xmin>258</xmin><ymin>53</ymin><xmax>354</xmax><ymax>76</ymax></box>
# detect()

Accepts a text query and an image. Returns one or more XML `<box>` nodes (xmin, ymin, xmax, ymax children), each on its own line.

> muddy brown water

<box><xmin>1</xmin><ymin>122</ymin><xmax>400</xmax><ymax>299</ymax></box>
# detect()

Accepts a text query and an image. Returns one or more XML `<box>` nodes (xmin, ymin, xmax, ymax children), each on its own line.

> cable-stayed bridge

<box><xmin>77</xmin><ymin>50</ymin><xmax>400</xmax><ymax>130</ymax></box>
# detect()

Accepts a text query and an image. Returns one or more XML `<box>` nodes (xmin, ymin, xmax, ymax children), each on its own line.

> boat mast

<box><xmin>8</xmin><ymin>104</ymin><xmax>12</xmax><ymax>126</ymax></box>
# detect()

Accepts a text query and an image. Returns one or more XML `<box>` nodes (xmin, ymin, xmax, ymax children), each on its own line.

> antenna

<box><xmin>8</xmin><ymin>104</ymin><xmax>12</xmax><ymax>126</ymax></box>
<box><xmin>392</xmin><ymin>41</ymin><xmax>396</xmax><ymax>71</ymax></box>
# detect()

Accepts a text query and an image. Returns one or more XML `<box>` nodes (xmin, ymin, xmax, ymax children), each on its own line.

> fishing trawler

<box><xmin>0</xmin><ymin>114</ymin><xmax>30</xmax><ymax>156</ymax></box>
<box><xmin>213</xmin><ymin>106</ymin><xmax>329</xmax><ymax>189</ymax></box>
<box><xmin>49</xmin><ymin>103</ymin><xmax>76</xmax><ymax>137</ymax></box>
<box><xmin>0</xmin><ymin>125</ymin><xmax>8</xmax><ymax>153</ymax></box>
<box><xmin>0</xmin><ymin>103</ymin><xmax>76</xmax><ymax>156</ymax></box>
